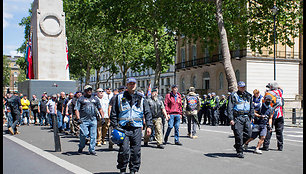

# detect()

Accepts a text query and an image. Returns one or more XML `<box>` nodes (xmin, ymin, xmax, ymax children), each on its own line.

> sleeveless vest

<box><xmin>233</xmin><ymin>92</ymin><xmax>251</xmax><ymax>113</ymax></box>
<box><xmin>117</xmin><ymin>93</ymin><xmax>144</xmax><ymax>127</ymax></box>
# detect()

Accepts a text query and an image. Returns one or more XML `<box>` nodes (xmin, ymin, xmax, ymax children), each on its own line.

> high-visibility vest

<box><xmin>117</xmin><ymin>93</ymin><xmax>144</xmax><ymax>127</ymax></box>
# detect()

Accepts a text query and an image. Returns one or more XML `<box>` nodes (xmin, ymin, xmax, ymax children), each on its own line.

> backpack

<box><xmin>186</xmin><ymin>95</ymin><xmax>199</xmax><ymax>111</ymax></box>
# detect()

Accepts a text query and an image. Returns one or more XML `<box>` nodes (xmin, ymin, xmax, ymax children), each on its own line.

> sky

<box><xmin>3</xmin><ymin>0</ymin><xmax>33</xmax><ymax>57</ymax></box>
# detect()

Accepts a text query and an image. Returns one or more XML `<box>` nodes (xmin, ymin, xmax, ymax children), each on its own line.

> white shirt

<box><xmin>97</xmin><ymin>94</ymin><xmax>110</xmax><ymax>118</ymax></box>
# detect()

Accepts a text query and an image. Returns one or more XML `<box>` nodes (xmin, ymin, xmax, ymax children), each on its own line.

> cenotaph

<box><xmin>18</xmin><ymin>0</ymin><xmax>77</xmax><ymax>97</ymax></box>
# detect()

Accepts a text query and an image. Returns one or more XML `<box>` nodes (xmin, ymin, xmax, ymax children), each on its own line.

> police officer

<box><xmin>227</xmin><ymin>81</ymin><xmax>254</xmax><ymax>158</ymax></box>
<box><xmin>210</xmin><ymin>92</ymin><xmax>219</xmax><ymax>126</ymax></box>
<box><xmin>219</xmin><ymin>95</ymin><xmax>227</xmax><ymax>125</ymax></box>
<box><xmin>110</xmin><ymin>77</ymin><xmax>152</xmax><ymax>174</ymax></box>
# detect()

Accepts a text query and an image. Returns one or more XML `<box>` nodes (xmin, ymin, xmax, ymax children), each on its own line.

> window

<box><xmin>181</xmin><ymin>48</ymin><xmax>185</xmax><ymax>67</ymax></box>
<box><xmin>167</xmin><ymin>78</ymin><xmax>170</xmax><ymax>85</ymax></box>
<box><xmin>203</xmin><ymin>72</ymin><xmax>210</xmax><ymax>89</ymax></box>
<box><xmin>181</xmin><ymin>77</ymin><xmax>185</xmax><ymax>92</ymax></box>
<box><xmin>138</xmin><ymin>81</ymin><xmax>140</xmax><ymax>86</ymax></box>
<box><xmin>142</xmin><ymin>81</ymin><xmax>145</xmax><ymax>87</ymax></box>
<box><xmin>161</xmin><ymin>89</ymin><xmax>165</xmax><ymax>95</ymax></box>
<box><xmin>219</xmin><ymin>72</ymin><xmax>224</xmax><ymax>89</ymax></box>
<box><xmin>235</xmin><ymin>70</ymin><xmax>240</xmax><ymax>82</ymax></box>
<box><xmin>161</xmin><ymin>78</ymin><xmax>164</xmax><ymax>85</ymax></box>
<box><xmin>192</xmin><ymin>75</ymin><xmax>196</xmax><ymax>88</ymax></box>
<box><xmin>192</xmin><ymin>45</ymin><xmax>197</xmax><ymax>66</ymax></box>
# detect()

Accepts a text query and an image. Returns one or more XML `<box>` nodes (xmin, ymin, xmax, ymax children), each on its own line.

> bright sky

<box><xmin>3</xmin><ymin>0</ymin><xmax>33</xmax><ymax>57</ymax></box>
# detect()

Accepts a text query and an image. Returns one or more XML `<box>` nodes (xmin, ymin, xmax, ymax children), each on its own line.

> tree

<box><xmin>161</xmin><ymin>0</ymin><xmax>302</xmax><ymax>92</ymax></box>
<box><xmin>3</xmin><ymin>55</ymin><xmax>11</xmax><ymax>88</ymax></box>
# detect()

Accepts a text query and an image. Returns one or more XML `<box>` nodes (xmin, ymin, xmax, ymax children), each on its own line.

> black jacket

<box><xmin>110</xmin><ymin>91</ymin><xmax>153</xmax><ymax>129</ymax></box>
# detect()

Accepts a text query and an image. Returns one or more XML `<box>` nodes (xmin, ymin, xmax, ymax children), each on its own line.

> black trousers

<box><xmin>219</xmin><ymin>109</ymin><xmax>226</xmax><ymax>125</ymax></box>
<box><xmin>197</xmin><ymin>109</ymin><xmax>204</xmax><ymax>124</ymax></box>
<box><xmin>32</xmin><ymin>110</ymin><xmax>39</xmax><ymax>123</ymax></box>
<box><xmin>231</xmin><ymin>116</ymin><xmax>251</xmax><ymax>153</ymax></box>
<box><xmin>211</xmin><ymin>108</ymin><xmax>219</xmax><ymax>126</ymax></box>
<box><xmin>263</xmin><ymin>117</ymin><xmax>284</xmax><ymax>150</ymax></box>
<box><xmin>203</xmin><ymin>108</ymin><xmax>209</xmax><ymax>124</ymax></box>
<box><xmin>117</xmin><ymin>127</ymin><xmax>142</xmax><ymax>172</ymax></box>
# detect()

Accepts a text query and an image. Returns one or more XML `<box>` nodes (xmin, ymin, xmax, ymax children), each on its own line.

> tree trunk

<box><xmin>215</xmin><ymin>0</ymin><xmax>237</xmax><ymax>92</ymax></box>
<box><xmin>95</xmin><ymin>68</ymin><xmax>100</xmax><ymax>89</ymax></box>
<box><xmin>153</xmin><ymin>33</ymin><xmax>161</xmax><ymax>87</ymax></box>
<box><xmin>85</xmin><ymin>63</ymin><xmax>91</xmax><ymax>85</ymax></box>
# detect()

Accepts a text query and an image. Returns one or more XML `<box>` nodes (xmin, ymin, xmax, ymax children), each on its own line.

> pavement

<box><xmin>3</xmin><ymin>123</ymin><xmax>303</xmax><ymax>174</ymax></box>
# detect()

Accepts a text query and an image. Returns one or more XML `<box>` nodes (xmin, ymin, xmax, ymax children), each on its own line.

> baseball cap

<box><xmin>264</xmin><ymin>95</ymin><xmax>272</xmax><ymax>100</ymax></box>
<box><xmin>189</xmin><ymin>87</ymin><xmax>195</xmax><ymax>92</ymax></box>
<box><xmin>126</xmin><ymin>77</ymin><xmax>137</xmax><ymax>84</ymax></box>
<box><xmin>211</xmin><ymin>92</ymin><xmax>216</xmax><ymax>95</ymax></box>
<box><xmin>52</xmin><ymin>94</ymin><xmax>57</xmax><ymax>98</ymax></box>
<box><xmin>237</xmin><ymin>81</ymin><xmax>246</xmax><ymax>87</ymax></box>
<box><xmin>119</xmin><ymin>85</ymin><xmax>126</xmax><ymax>90</ymax></box>
<box><xmin>105</xmin><ymin>86</ymin><xmax>111</xmax><ymax>90</ymax></box>
<box><xmin>96</xmin><ymin>88</ymin><xmax>103</xmax><ymax>92</ymax></box>
<box><xmin>84</xmin><ymin>85</ymin><xmax>93</xmax><ymax>90</ymax></box>
<box><xmin>152</xmin><ymin>88</ymin><xmax>158</xmax><ymax>92</ymax></box>
<box><xmin>171</xmin><ymin>84</ymin><xmax>178</xmax><ymax>88</ymax></box>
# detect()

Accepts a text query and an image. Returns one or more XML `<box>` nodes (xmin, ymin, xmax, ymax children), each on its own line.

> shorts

<box><xmin>251</xmin><ymin>124</ymin><xmax>267</xmax><ymax>139</ymax></box>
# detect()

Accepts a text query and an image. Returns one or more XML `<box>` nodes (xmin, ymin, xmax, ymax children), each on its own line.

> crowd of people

<box><xmin>3</xmin><ymin>78</ymin><xmax>284</xmax><ymax>174</ymax></box>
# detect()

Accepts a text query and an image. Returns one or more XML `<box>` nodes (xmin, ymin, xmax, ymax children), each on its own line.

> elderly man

<box><xmin>75</xmin><ymin>85</ymin><xmax>104</xmax><ymax>155</ymax></box>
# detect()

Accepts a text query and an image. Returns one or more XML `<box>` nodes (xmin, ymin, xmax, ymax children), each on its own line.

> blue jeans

<box><xmin>20</xmin><ymin>110</ymin><xmax>30</xmax><ymax>125</ymax></box>
<box><xmin>164</xmin><ymin>114</ymin><xmax>181</xmax><ymax>143</ymax></box>
<box><xmin>79</xmin><ymin>119</ymin><xmax>97</xmax><ymax>152</ymax></box>
<box><xmin>57</xmin><ymin>111</ymin><xmax>63</xmax><ymax>131</ymax></box>
<box><xmin>6</xmin><ymin>112</ymin><xmax>13</xmax><ymax>128</ymax></box>
<box><xmin>39</xmin><ymin>112</ymin><xmax>47</xmax><ymax>126</ymax></box>
<box><xmin>63</xmin><ymin>116</ymin><xmax>70</xmax><ymax>132</ymax></box>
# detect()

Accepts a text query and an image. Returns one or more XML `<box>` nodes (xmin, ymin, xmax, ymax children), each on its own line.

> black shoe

<box><xmin>261</xmin><ymin>147</ymin><xmax>269</xmax><ymax>151</ymax></box>
<box><xmin>77</xmin><ymin>148</ymin><xmax>83</xmax><ymax>153</ymax></box>
<box><xmin>120</xmin><ymin>169</ymin><xmax>126</xmax><ymax>174</ymax></box>
<box><xmin>89</xmin><ymin>151</ymin><xmax>97</xmax><ymax>156</ymax></box>
<box><xmin>175</xmin><ymin>142</ymin><xmax>182</xmax><ymax>146</ymax></box>
<box><xmin>157</xmin><ymin>144</ymin><xmax>164</xmax><ymax>149</ymax></box>
<box><xmin>109</xmin><ymin>145</ymin><xmax>113</xmax><ymax>150</ymax></box>
<box><xmin>237</xmin><ymin>153</ymin><xmax>244</xmax><ymax>158</ymax></box>
<box><xmin>144</xmin><ymin>142</ymin><xmax>149</xmax><ymax>147</ymax></box>
<box><xmin>130</xmin><ymin>170</ymin><xmax>136</xmax><ymax>174</ymax></box>
<box><xmin>278</xmin><ymin>147</ymin><xmax>283</xmax><ymax>151</ymax></box>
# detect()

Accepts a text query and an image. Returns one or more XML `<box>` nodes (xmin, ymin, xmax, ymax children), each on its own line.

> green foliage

<box><xmin>17</xmin><ymin>3</ymin><xmax>32</xmax><ymax>55</ymax></box>
<box><xmin>3</xmin><ymin>55</ymin><xmax>11</xmax><ymax>87</ymax></box>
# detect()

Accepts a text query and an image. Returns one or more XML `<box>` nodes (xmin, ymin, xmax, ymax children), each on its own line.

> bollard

<box><xmin>52</xmin><ymin>114</ymin><xmax>61</xmax><ymax>152</ymax></box>
<box><xmin>292</xmin><ymin>108</ymin><xmax>296</xmax><ymax>124</ymax></box>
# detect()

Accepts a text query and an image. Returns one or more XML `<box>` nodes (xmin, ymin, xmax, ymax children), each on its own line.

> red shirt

<box><xmin>164</xmin><ymin>92</ymin><xmax>182</xmax><ymax>115</ymax></box>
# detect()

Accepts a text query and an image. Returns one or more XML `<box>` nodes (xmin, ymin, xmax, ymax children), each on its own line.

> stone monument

<box><xmin>18</xmin><ymin>0</ymin><xmax>77</xmax><ymax>97</ymax></box>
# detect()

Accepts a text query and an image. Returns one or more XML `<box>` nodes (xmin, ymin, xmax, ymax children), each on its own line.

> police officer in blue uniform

<box><xmin>227</xmin><ymin>81</ymin><xmax>254</xmax><ymax>158</ymax></box>
<box><xmin>110</xmin><ymin>77</ymin><xmax>152</xmax><ymax>174</ymax></box>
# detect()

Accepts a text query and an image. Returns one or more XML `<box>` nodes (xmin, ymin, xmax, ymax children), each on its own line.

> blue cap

<box><xmin>171</xmin><ymin>84</ymin><xmax>178</xmax><ymax>88</ymax></box>
<box><xmin>237</xmin><ymin>81</ymin><xmax>246</xmax><ymax>87</ymax></box>
<box><xmin>126</xmin><ymin>77</ymin><xmax>137</xmax><ymax>84</ymax></box>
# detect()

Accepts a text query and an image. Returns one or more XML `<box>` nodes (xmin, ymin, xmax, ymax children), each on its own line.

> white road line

<box><xmin>3</xmin><ymin>135</ymin><xmax>92</xmax><ymax>174</ymax></box>
<box><xmin>284</xmin><ymin>131</ymin><xmax>303</xmax><ymax>134</ymax></box>
<box><xmin>285</xmin><ymin>134</ymin><xmax>303</xmax><ymax>138</ymax></box>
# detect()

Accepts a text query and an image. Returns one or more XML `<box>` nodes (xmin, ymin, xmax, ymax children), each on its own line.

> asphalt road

<box><xmin>3</xmin><ymin>123</ymin><xmax>303</xmax><ymax>174</ymax></box>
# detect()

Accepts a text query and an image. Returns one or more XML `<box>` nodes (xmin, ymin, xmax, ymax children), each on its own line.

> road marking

<box><xmin>285</xmin><ymin>134</ymin><xmax>303</xmax><ymax>138</ymax></box>
<box><xmin>3</xmin><ymin>135</ymin><xmax>92</xmax><ymax>174</ymax></box>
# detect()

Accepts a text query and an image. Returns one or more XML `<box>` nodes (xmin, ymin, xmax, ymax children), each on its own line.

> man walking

<box><xmin>75</xmin><ymin>85</ymin><xmax>104</xmax><ymax>155</ymax></box>
<box><xmin>227</xmin><ymin>81</ymin><xmax>254</xmax><ymax>158</ymax></box>
<box><xmin>219</xmin><ymin>95</ymin><xmax>227</xmax><ymax>125</ymax></box>
<box><xmin>164</xmin><ymin>84</ymin><xmax>183</xmax><ymax>146</ymax></box>
<box><xmin>183</xmin><ymin>87</ymin><xmax>201</xmax><ymax>139</ymax></box>
<box><xmin>144</xmin><ymin>87</ymin><xmax>168</xmax><ymax>148</ymax></box>
<box><xmin>262</xmin><ymin>81</ymin><xmax>284</xmax><ymax>151</ymax></box>
<box><xmin>110</xmin><ymin>77</ymin><xmax>152</xmax><ymax>174</ymax></box>
<box><xmin>56</xmin><ymin>92</ymin><xmax>66</xmax><ymax>133</ymax></box>
<box><xmin>210</xmin><ymin>92</ymin><xmax>219</xmax><ymax>126</ymax></box>
<box><xmin>7</xmin><ymin>92</ymin><xmax>23</xmax><ymax>135</ymax></box>
<box><xmin>38</xmin><ymin>95</ymin><xmax>48</xmax><ymax>126</ymax></box>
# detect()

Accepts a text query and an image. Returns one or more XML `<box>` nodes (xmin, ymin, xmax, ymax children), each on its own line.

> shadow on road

<box><xmin>204</xmin><ymin>152</ymin><xmax>237</xmax><ymax>158</ymax></box>
<box><xmin>61</xmin><ymin>151</ymin><xmax>81</xmax><ymax>156</ymax></box>
<box><xmin>93</xmin><ymin>172</ymin><xmax>120</xmax><ymax>174</ymax></box>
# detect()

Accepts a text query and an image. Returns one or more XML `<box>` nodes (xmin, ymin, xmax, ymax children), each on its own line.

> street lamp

<box><xmin>122</xmin><ymin>51</ymin><xmax>126</xmax><ymax>85</ymax></box>
<box><xmin>173</xmin><ymin>36</ymin><xmax>178</xmax><ymax>85</ymax></box>
<box><xmin>271</xmin><ymin>5</ymin><xmax>278</xmax><ymax>80</ymax></box>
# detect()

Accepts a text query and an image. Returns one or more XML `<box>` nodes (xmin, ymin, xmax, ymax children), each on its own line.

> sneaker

<box><xmin>130</xmin><ymin>170</ymin><xmax>136</xmax><ymax>174</ymax></box>
<box><xmin>243</xmin><ymin>144</ymin><xmax>248</xmax><ymax>151</ymax></box>
<box><xmin>97</xmin><ymin>143</ymin><xmax>102</xmax><ymax>147</ymax></box>
<box><xmin>192</xmin><ymin>136</ymin><xmax>198</xmax><ymax>139</ymax></box>
<box><xmin>8</xmin><ymin>127</ymin><xmax>14</xmax><ymax>135</ymax></box>
<box><xmin>254</xmin><ymin>149</ymin><xmax>262</xmax><ymax>154</ymax></box>
<box><xmin>157</xmin><ymin>144</ymin><xmax>164</xmax><ymax>149</ymax></box>
<box><xmin>237</xmin><ymin>153</ymin><xmax>244</xmax><ymax>158</ymax></box>
<box><xmin>15</xmin><ymin>131</ymin><xmax>20</xmax><ymax>135</ymax></box>
<box><xmin>187</xmin><ymin>133</ymin><xmax>192</xmax><ymax>138</ymax></box>
<box><xmin>144</xmin><ymin>142</ymin><xmax>149</xmax><ymax>147</ymax></box>
<box><xmin>261</xmin><ymin>147</ymin><xmax>269</xmax><ymax>151</ymax></box>
<box><xmin>175</xmin><ymin>142</ymin><xmax>182</xmax><ymax>146</ymax></box>
<box><xmin>102</xmin><ymin>141</ymin><xmax>106</xmax><ymax>145</ymax></box>
<box><xmin>109</xmin><ymin>145</ymin><xmax>113</xmax><ymax>150</ymax></box>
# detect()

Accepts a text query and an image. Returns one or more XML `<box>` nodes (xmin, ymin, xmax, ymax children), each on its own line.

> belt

<box><xmin>234</xmin><ymin>110</ymin><xmax>249</xmax><ymax>115</ymax></box>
